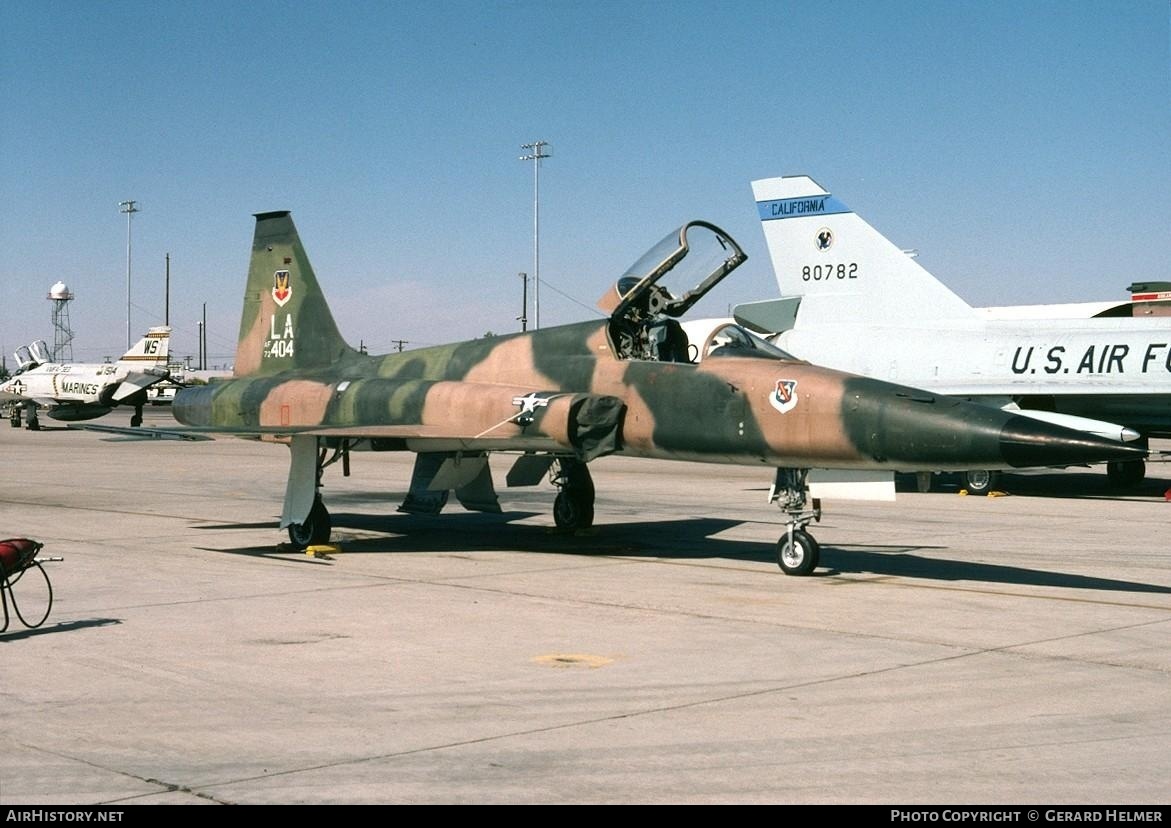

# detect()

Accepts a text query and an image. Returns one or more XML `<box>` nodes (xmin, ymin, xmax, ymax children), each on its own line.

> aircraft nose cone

<box><xmin>998</xmin><ymin>415</ymin><xmax>1148</xmax><ymax>469</ymax></box>
<box><xmin>841</xmin><ymin>377</ymin><xmax>1149</xmax><ymax>471</ymax></box>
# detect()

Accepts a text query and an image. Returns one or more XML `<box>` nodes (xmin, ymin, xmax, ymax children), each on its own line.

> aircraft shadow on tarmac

<box><xmin>0</xmin><ymin>617</ymin><xmax>121</xmax><ymax>642</ymax></box>
<box><xmin>903</xmin><ymin>469</ymin><xmax>1171</xmax><ymax>501</ymax></box>
<box><xmin>815</xmin><ymin>547</ymin><xmax>1171</xmax><ymax>593</ymax></box>
<box><xmin>197</xmin><ymin>509</ymin><xmax>1171</xmax><ymax>596</ymax></box>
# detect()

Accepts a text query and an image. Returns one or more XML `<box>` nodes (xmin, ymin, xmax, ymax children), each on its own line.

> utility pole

<box><xmin>517</xmin><ymin>272</ymin><xmax>528</xmax><ymax>331</ymax></box>
<box><xmin>119</xmin><ymin>200</ymin><xmax>140</xmax><ymax>348</ymax></box>
<box><xmin>392</xmin><ymin>339</ymin><xmax>408</xmax><ymax>353</ymax></box>
<box><xmin>519</xmin><ymin>141</ymin><xmax>550</xmax><ymax>329</ymax></box>
<box><xmin>164</xmin><ymin>253</ymin><xmax>170</xmax><ymax>326</ymax></box>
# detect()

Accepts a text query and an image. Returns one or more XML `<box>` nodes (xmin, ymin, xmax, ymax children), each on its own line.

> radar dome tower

<box><xmin>48</xmin><ymin>281</ymin><xmax>75</xmax><ymax>362</ymax></box>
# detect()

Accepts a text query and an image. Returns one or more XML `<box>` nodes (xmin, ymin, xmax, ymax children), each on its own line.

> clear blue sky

<box><xmin>2</xmin><ymin>0</ymin><xmax>1168</xmax><ymax>366</ymax></box>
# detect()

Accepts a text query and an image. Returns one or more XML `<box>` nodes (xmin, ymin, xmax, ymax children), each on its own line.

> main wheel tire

<box><xmin>963</xmin><ymin>469</ymin><xmax>999</xmax><ymax>495</ymax></box>
<box><xmin>288</xmin><ymin>498</ymin><xmax>331</xmax><ymax>547</ymax></box>
<box><xmin>553</xmin><ymin>490</ymin><xmax>594</xmax><ymax>531</ymax></box>
<box><xmin>776</xmin><ymin>529</ymin><xmax>820</xmax><ymax>576</ymax></box>
<box><xmin>1106</xmin><ymin>459</ymin><xmax>1145</xmax><ymax>489</ymax></box>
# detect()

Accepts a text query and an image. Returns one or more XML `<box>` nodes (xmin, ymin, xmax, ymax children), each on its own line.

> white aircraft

<box><xmin>1</xmin><ymin>327</ymin><xmax>172</xmax><ymax>430</ymax></box>
<box><xmin>739</xmin><ymin>175</ymin><xmax>1165</xmax><ymax>492</ymax></box>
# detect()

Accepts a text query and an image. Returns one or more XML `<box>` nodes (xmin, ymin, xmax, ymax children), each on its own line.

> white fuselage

<box><xmin>775</xmin><ymin>315</ymin><xmax>1171</xmax><ymax>435</ymax></box>
<box><xmin>2</xmin><ymin>362</ymin><xmax>128</xmax><ymax>410</ymax></box>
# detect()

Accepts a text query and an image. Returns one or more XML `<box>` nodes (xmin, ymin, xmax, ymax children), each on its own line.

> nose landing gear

<box><xmin>771</xmin><ymin>468</ymin><xmax>822</xmax><ymax>576</ymax></box>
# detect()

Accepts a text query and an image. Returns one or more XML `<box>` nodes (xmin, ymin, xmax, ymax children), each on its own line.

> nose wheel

<box><xmin>771</xmin><ymin>468</ymin><xmax>822</xmax><ymax>576</ymax></box>
<box><xmin>777</xmin><ymin>528</ymin><xmax>820</xmax><ymax>576</ymax></box>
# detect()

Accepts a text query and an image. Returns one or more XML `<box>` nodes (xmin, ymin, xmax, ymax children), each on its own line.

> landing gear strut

<box><xmin>285</xmin><ymin>440</ymin><xmax>349</xmax><ymax>547</ymax></box>
<box><xmin>770</xmin><ymin>468</ymin><xmax>821</xmax><ymax>576</ymax></box>
<box><xmin>552</xmin><ymin>457</ymin><xmax>595</xmax><ymax>531</ymax></box>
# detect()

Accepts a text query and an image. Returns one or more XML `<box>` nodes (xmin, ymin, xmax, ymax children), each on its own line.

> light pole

<box><xmin>517</xmin><ymin>272</ymin><xmax>528</xmax><ymax>332</ymax></box>
<box><xmin>119</xmin><ymin>200</ymin><xmax>139</xmax><ymax>348</ymax></box>
<box><xmin>519</xmin><ymin>141</ymin><xmax>550</xmax><ymax>329</ymax></box>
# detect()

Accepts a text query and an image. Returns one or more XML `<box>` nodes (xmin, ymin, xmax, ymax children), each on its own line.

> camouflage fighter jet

<box><xmin>171</xmin><ymin>212</ymin><xmax>1143</xmax><ymax>575</ymax></box>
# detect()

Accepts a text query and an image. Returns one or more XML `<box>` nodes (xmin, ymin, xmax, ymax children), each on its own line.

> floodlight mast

<box><xmin>519</xmin><ymin>141</ymin><xmax>550</xmax><ymax>329</ymax></box>
<box><xmin>119</xmin><ymin>200</ymin><xmax>140</xmax><ymax>349</ymax></box>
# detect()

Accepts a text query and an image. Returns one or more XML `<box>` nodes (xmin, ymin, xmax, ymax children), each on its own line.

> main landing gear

<box><xmin>288</xmin><ymin>496</ymin><xmax>331</xmax><ymax>547</ymax></box>
<box><xmin>551</xmin><ymin>457</ymin><xmax>595</xmax><ymax>532</ymax></box>
<box><xmin>1107</xmin><ymin>458</ymin><xmax>1145</xmax><ymax>489</ymax></box>
<box><xmin>8</xmin><ymin>402</ymin><xmax>39</xmax><ymax>431</ymax></box>
<box><xmin>770</xmin><ymin>468</ymin><xmax>821</xmax><ymax>576</ymax></box>
<box><xmin>286</xmin><ymin>440</ymin><xmax>350</xmax><ymax>547</ymax></box>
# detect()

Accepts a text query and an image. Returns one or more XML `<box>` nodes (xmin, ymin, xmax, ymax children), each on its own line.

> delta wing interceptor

<box><xmin>743</xmin><ymin>175</ymin><xmax>1168</xmax><ymax>492</ymax></box>
<box><xmin>171</xmin><ymin>212</ymin><xmax>1142</xmax><ymax>574</ymax></box>
<box><xmin>2</xmin><ymin>328</ymin><xmax>172</xmax><ymax>429</ymax></box>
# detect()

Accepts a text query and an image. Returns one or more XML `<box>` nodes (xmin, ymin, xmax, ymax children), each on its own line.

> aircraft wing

<box><xmin>71</xmin><ymin>423</ymin><xmax>215</xmax><ymax>441</ymax></box>
<box><xmin>111</xmin><ymin>369</ymin><xmax>170</xmax><ymax>401</ymax></box>
<box><xmin>72</xmin><ymin>422</ymin><xmax>570</xmax><ymax>449</ymax></box>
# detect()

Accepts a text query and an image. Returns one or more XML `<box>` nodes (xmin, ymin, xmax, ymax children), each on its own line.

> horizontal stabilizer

<box><xmin>111</xmin><ymin>369</ymin><xmax>169</xmax><ymax>401</ymax></box>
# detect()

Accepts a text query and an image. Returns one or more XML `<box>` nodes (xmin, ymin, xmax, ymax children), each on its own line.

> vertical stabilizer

<box><xmin>235</xmin><ymin>211</ymin><xmax>355</xmax><ymax>377</ymax></box>
<box><xmin>116</xmin><ymin>327</ymin><xmax>170</xmax><ymax>366</ymax></box>
<box><xmin>751</xmin><ymin>176</ymin><xmax>975</xmax><ymax>325</ymax></box>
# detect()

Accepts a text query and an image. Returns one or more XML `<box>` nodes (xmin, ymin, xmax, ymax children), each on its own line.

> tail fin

<box><xmin>234</xmin><ymin>211</ymin><xmax>356</xmax><ymax>377</ymax></box>
<box><xmin>751</xmin><ymin>176</ymin><xmax>975</xmax><ymax>325</ymax></box>
<box><xmin>116</xmin><ymin>326</ymin><xmax>170</xmax><ymax>366</ymax></box>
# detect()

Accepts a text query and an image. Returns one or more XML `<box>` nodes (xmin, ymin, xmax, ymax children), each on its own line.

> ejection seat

<box><xmin>648</xmin><ymin>318</ymin><xmax>692</xmax><ymax>363</ymax></box>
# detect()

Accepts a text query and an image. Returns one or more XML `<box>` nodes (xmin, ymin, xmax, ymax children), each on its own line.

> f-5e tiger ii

<box><xmin>169</xmin><ymin>211</ymin><xmax>1142</xmax><ymax>575</ymax></box>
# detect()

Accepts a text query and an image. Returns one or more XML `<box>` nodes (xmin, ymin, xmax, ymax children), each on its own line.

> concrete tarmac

<box><xmin>1</xmin><ymin>410</ymin><xmax>1169</xmax><ymax>804</ymax></box>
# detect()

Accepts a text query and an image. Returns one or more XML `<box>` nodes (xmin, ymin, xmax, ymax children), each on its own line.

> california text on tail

<box><xmin>751</xmin><ymin>175</ymin><xmax>974</xmax><ymax>326</ymax></box>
